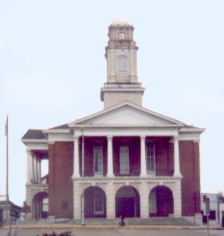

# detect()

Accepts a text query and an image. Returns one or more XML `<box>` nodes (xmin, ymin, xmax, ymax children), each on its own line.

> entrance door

<box><xmin>115</xmin><ymin>186</ymin><xmax>140</xmax><ymax>218</ymax></box>
<box><xmin>149</xmin><ymin>186</ymin><xmax>173</xmax><ymax>217</ymax></box>
<box><xmin>116</xmin><ymin>198</ymin><xmax>135</xmax><ymax>217</ymax></box>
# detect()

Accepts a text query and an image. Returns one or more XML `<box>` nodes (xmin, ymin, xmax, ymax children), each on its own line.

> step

<box><xmin>69</xmin><ymin>217</ymin><xmax>194</xmax><ymax>226</ymax></box>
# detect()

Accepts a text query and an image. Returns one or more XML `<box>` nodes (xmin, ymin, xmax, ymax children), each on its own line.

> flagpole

<box><xmin>5</xmin><ymin>114</ymin><xmax>9</xmax><ymax>225</ymax></box>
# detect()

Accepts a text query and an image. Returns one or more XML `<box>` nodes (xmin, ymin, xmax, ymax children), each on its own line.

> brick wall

<box><xmin>179</xmin><ymin>141</ymin><xmax>201</xmax><ymax>216</ymax></box>
<box><xmin>48</xmin><ymin>142</ymin><xmax>74</xmax><ymax>218</ymax></box>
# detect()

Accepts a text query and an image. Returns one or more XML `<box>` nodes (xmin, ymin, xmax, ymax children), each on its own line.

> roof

<box><xmin>110</xmin><ymin>15</ymin><xmax>132</xmax><ymax>27</ymax></box>
<box><xmin>49</xmin><ymin>124</ymin><xmax>69</xmax><ymax>130</ymax></box>
<box><xmin>69</xmin><ymin>101</ymin><xmax>185</xmax><ymax>127</ymax></box>
<box><xmin>0</xmin><ymin>200</ymin><xmax>13</xmax><ymax>206</ymax></box>
<box><xmin>21</xmin><ymin>129</ymin><xmax>46</xmax><ymax>140</ymax></box>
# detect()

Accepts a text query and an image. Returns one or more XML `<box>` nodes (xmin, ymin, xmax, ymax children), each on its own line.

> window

<box><xmin>94</xmin><ymin>145</ymin><xmax>103</xmax><ymax>175</ymax></box>
<box><xmin>117</xmin><ymin>56</ymin><xmax>128</xmax><ymax>75</ymax></box>
<box><xmin>146</xmin><ymin>142</ymin><xmax>155</xmax><ymax>173</ymax></box>
<box><xmin>94</xmin><ymin>188</ymin><xmax>104</xmax><ymax>214</ymax></box>
<box><xmin>120</xmin><ymin>146</ymin><xmax>129</xmax><ymax>174</ymax></box>
<box><xmin>209</xmin><ymin>210</ymin><xmax>216</xmax><ymax>220</ymax></box>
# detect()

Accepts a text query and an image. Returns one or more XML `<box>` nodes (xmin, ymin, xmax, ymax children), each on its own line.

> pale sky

<box><xmin>0</xmin><ymin>0</ymin><xmax>224</xmax><ymax>206</ymax></box>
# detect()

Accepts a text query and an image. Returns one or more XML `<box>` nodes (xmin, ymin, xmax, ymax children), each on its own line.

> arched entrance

<box><xmin>32</xmin><ymin>192</ymin><xmax>48</xmax><ymax>220</ymax></box>
<box><xmin>84</xmin><ymin>187</ymin><xmax>106</xmax><ymax>218</ymax></box>
<box><xmin>149</xmin><ymin>186</ymin><xmax>173</xmax><ymax>217</ymax></box>
<box><xmin>115</xmin><ymin>186</ymin><xmax>140</xmax><ymax>218</ymax></box>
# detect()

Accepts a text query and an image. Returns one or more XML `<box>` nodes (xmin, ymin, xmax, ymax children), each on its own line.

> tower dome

<box><xmin>110</xmin><ymin>15</ymin><xmax>132</xmax><ymax>26</ymax></box>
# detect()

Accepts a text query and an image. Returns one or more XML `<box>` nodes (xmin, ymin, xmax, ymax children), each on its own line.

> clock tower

<box><xmin>100</xmin><ymin>15</ymin><xmax>145</xmax><ymax>109</ymax></box>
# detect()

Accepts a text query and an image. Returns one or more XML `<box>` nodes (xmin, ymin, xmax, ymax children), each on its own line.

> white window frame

<box><xmin>93</xmin><ymin>145</ymin><xmax>103</xmax><ymax>176</ymax></box>
<box><xmin>146</xmin><ymin>142</ymin><xmax>155</xmax><ymax>173</ymax></box>
<box><xmin>94</xmin><ymin>188</ymin><xmax>104</xmax><ymax>214</ymax></box>
<box><xmin>120</xmin><ymin>146</ymin><xmax>129</xmax><ymax>174</ymax></box>
<box><xmin>117</xmin><ymin>55</ymin><xmax>128</xmax><ymax>76</ymax></box>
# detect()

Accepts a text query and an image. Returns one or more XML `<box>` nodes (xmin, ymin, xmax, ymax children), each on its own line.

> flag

<box><xmin>5</xmin><ymin>115</ymin><xmax>8</xmax><ymax>136</ymax></box>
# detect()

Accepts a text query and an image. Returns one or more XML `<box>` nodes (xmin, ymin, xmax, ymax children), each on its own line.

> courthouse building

<box><xmin>22</xmin><ymin>16</ymin><xmax>205</xmax><ymax>223</ymax></box>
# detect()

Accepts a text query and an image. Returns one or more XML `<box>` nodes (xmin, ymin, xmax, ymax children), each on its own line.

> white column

<box><xmin>106</xmin><ymin>182</ymin><xmax>115</xmax><ymax>219</ymax></box>
<box><xmin>73</xmin><ymin>137</ymin><xmax>80</xmax><ymax>178</ymax></box>
<box><xmin>173</xmin><ymin>136</ymin><xmax>182</xmax><ymax>177</ymax></box>
<box><xmin>140</xmin><ymin>182</ymin><xmax>149</xmax><ymax>218</ymax></box>
<box><xmin>39</xmin><ymin>159</ymin><xmax>41</xmax><ymax>183</ymax></box>
<box><xmin>140</xmin><ymin>136</ymin><xmax>147</xmax><ymax>177</ymax></box>
<box><xmin>31</xmin><ymin>154</ymin><xmax>34</xmax><ymax>184</ymax></box>
<box><xmin>37</xmin><ymin>158</ymin><xmax>41</xmax><ymax>183</ymax></box>
<box><xmin>73</xmin><ymin>182</ymin><xmax>81</xmax><ymax>219</ymax></box>
<box><xmin>107</xmin><ymin>136</ymin><xmax>114</xmax><ymax>177</ymax></box>
<box><xmin>34</xmin><ymin>156</ymin><xmax>37</xmax><ymax>183</ymax></box>
<box><xmin>173</xmin><ymin>180</ymin><xmax>182</xmax><ymax>217</ymax></box>
<box><xmin>26</xmin><ymin>150</ymin><xmax>31</xmax><ymax>184</ymax></box>
<box><xmin>36</xmin><ymin>158</ymin><xmax>39</xmax><ymax>184</ymax></box>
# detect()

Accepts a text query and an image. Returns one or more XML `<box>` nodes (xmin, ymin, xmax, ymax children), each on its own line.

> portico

<box><xmin>69</xmin><ymin>102</ymin><xmax>185</xmax><ymax>219</ymax></box>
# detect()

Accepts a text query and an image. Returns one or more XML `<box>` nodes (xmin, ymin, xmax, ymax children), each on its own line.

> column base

<box><xmin>173</xmin><ymin>173</ymin><xmax>182</xmax><ymax>178</ymax></box>
<box><xmin>72</xmin><ymin>174</ymin><xmax>81</xmax><ymax>178</ymax></box>
<box><xmin>107</xmin><ymin>174</ymin><xmax>114</xmax><ymax>178</ymax></box>
<box><xmin>140</xmin><ymin>174</ymin><xmax>148</xmax><ymax>177</ymax></box>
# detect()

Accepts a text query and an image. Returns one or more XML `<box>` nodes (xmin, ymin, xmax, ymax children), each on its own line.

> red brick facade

<box><xmin>180</xmin><ymin>141</ymin><xmax>201</xmax><ymax>216</ymax></box>
<box><xmin>48</xmin><ymin>142</ymin><xmax>74</xmax><ymax>218</ymax></box>
<box><xmin>48</xmin><ymin>138</ymin><xmax>201</xmax><ymax>218</ymax></box>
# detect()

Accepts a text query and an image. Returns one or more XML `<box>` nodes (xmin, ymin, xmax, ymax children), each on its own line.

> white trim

<box><xmin>69</xmin><ymin>101</ymin><xmax>185</xmax><ymax>127</ymax></box>
<box><xmin>101</xmin><ymin>88</ymin><xmax>145</xmax><ymax>92</ymax></box>
<box><xmin>72</xmin><ymin>124</ymin><xmax>182</xmax><ymax>128</ymax></box>
<box><xmin>21</xmin><ymin>139</ymin><xmax>47</xmax><ymax>143</ymax></box>
<box><xmin>107</xmin><ymin>48</ymin><xmax>137</xmax><ymax>52</ymax></box>
<box><xmin>72</xmin><ymin>128</ymin><xmax>179</xmax><ymax>137</ymax></box>
<box><xmin>180</xmin><ymin>127</ymin><xmax>205</xmax><ymax>133</ymax></box>
<box><xmin>43</xmin><ymin>129</ymin><xmax>70</xmax><ymax>134</ymax></box>
<box><xmin>26</xmin><ymin>143</ymin><xmax>48</xmax><ymax>151</ymax></box>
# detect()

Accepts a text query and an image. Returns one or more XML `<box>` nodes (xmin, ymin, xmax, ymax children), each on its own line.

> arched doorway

<box><xmin>149</xmin><ymin>186</ymin><xmax>173</xmax><ymax>217</ymax></box>
<box><xmin>115</xmin><ymin>186</ymin><xmax>140</xmax><ymax>218</ymax></box>
<box><xmin>84</xmin><ymin>187</ymin><xmax>106</xmax><ymax>218</ymax></box>
<box><xmin>32</xmin><ymin>192</ymin><xmax>48</xmax><ymax>220</ymax></box>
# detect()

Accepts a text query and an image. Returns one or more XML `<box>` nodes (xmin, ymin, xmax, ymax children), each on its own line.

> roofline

<box><xmin>68</xmin><ymin>101</ymin><xmax>185</xmax><ymax>126</ymax></box>
<box><xmin>42</xmin><ymin>129</ymin><xmax>70</xmax><ymax>134</ymax></box>
<box><xmin>180</xmin><ymin>128</ymin><xmax>206</xmax><ymax>133</ymax></box>
<box><xmin>70</xmin><ymin>124</ymin><xmax>184</xmax><ymax>128</ymax></box>
<box><xmin>21</xmin><ymin>139</ymin><xmax>48</xmax><ymax>143</ymax></box>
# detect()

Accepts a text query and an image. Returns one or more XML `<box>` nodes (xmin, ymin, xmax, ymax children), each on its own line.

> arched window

<box><xmin>117</xmin><ymin>56</ymin><xmax>128</xmax><ymax>75</ymax></box>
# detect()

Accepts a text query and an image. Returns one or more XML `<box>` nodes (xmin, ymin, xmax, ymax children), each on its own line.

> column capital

<box><xmin>107</xmin><ymin>135</ymin><xmax>113</xmax><ymax>139</ymax></box>
<box><xmin>169</xmin><ymin>136</ymin><xmax>179</xmax><ymax>143</ymax></box>
<box><xmin>140</xmin><ymin>135</ymin><xmax>146</xmax><ymax>139</ymax></box>
<box><xmin>26</xmin><ymin>149</ymin><xmax>32</xmax><ymax>153</ymax></box>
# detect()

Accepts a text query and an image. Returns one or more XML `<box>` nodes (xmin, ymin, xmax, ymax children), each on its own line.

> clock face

<box><xmin>118</xmin><ymin>32</ymin><xmax>125</xmax><ymax>39</ymax></box>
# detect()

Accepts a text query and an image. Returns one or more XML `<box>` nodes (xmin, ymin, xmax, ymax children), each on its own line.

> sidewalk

<box><xmin>2</xmin><ymin>222</ymin><xmax>223</xmax><ymax>230</ymax></box>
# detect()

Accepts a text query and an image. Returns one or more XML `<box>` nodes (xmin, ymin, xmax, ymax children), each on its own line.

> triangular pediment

<box><xmin>69</xmin><ymin>101</ymin><xmax>184</xmax><ymax>127</ymax></box>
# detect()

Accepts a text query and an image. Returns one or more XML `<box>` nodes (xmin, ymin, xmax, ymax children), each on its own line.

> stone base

<box><xmin>194</xmin><ymin>213</ymin><xmax>202</xmax><ymax>225</ymax></box>
<box><xmin>47</xmin><ymin>215</ymin><xmax>55</xmax><ymax>223</ymax></box>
